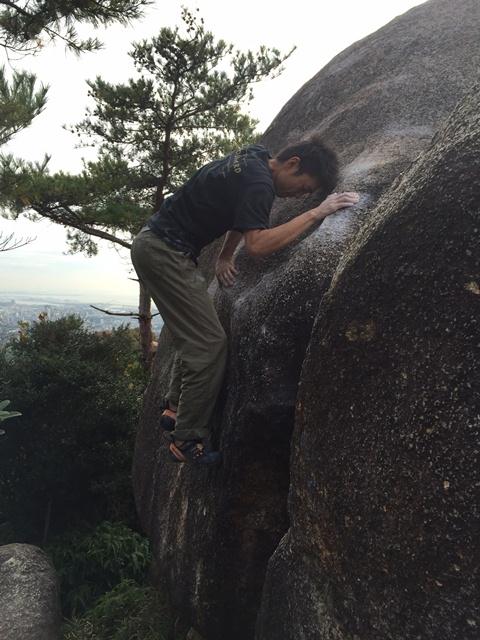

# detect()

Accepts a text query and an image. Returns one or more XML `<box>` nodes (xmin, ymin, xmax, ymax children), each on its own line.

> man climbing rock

<box><xmin>131</xmin><ymin>135</ymin><xmax>358</xmax><ymax>465</ymax></box>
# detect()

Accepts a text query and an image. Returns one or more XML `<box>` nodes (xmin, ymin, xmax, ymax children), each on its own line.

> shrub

<box><xmin>47</xmin><ymin>521</ymin><xmax>151</xmax><ymax>617</ymax></box>
<box><xmin>0</xmin><ymin>314</ymin><xmax>146</xmax><ymax>541</ymax></box>
<box><xmin>63</xmin><ymin>579</ymin><xmax>173</xmax><ymax>640</ymax></box>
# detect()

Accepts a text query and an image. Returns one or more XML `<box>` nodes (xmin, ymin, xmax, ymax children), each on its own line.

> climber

<box><xmin>130</xmin><ymin>135</ymin><xmax>359</xmax><ymax>465</ymax></box>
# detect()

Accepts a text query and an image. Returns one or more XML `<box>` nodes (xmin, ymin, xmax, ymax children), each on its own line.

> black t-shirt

<box><xmin>147</xmin><ymin>144</ymin><xmax>274</xmax><ymax>258</ymax></box>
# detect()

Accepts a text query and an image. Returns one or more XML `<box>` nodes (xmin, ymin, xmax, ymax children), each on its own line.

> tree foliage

<box><xmin>76</xmin><ymin>7</ymin><xmax>291</xmax><ymax>201</ymax></box>
<box><xmin>0</xmin><ymin>0</ymin><xmax>151</xmax><ymax>55</ymax></box>
<box><xmin>0</xmin><ymin>65</ymin><xmax>47</xmax><ymax>144</ymax></box>
<box><xmin>0</xmin><ymin>1</ymin><xmax>150</xmax><ymax>157</ymax></box>
<box><xmin>0</xmin><ymin>154</ymin><xmax>133</xmax><ymax>255</ymax></box>
<box><xmin>0</xmin><ymin>314</ymin><xmax>146</xmax><ymax>541</ymax></box>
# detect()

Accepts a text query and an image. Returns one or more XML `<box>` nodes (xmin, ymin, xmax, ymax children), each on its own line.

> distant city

<box><xmin>0</xmin><ymin>293</ymin><xmax>164</xmax><ymax>343</ymax></box>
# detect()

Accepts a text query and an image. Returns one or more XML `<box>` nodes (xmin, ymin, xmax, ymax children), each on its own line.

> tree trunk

<box><xmin>139</xmin><ymin>281</ymin><xmax>154</xmax><ymax>370</ymax></box>
<box><xmin>136</xmin><ymin>183</ymin><xmax>165</xmax><ymax>371</ymax></box>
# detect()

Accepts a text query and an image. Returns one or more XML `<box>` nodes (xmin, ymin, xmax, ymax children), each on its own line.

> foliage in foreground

<box><xmin>47</xmin><ymin>521</ymin><xmax>151</xmax><ymax>618</ymax></box>
<box><xmin>0</xmin><ymin>314</ymin><xmax>146</xmax><ymax>542</ymax></box>
<box><xmin>62</xmin><ymin>579</ymin><xmax>173</xmax><ymax>640</ymax></box>
<box><xmin>49</xmin><ymin>522</ymin><xmax>198</xmax><ymax>640</ymax></box>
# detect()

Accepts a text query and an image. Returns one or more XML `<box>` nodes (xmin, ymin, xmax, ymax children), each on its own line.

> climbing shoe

<box><xmin>164</xmin><ymin>433</ymin><xmax>221</xmax><ymax>466</ymax></box>
<box><xmin>159</xmin><ymin>399</ymin><xmax>176</xmax><ymax>432</ymax></box>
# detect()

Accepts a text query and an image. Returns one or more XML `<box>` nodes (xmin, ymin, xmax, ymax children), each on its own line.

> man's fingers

<box><xmin>218</xmin><ymin>270</ymin><xmax>236</xmax><ymax>287</ymax></box>
<box><xmin>329</xmin><ymin>192</ymin><xmax>359</xmax><ymax>201</ymax></box>
<box><xmin>216</xmin><ymin>260</ymin><xmax>239</xmax><ymax>288</ymax></box>
<box><xmin>337</xmin><ymin>197</ymin><xmax>357</xmax><ymax>204</ymax></box>
<box><xmin>317</xmin><ymin>191</ymin><xmax>360</xmax><ymax>219</ymax></box>
<box><xmin>220</xmin><ymin>276</ymin><xmax>232</xmax><ymax>287</ymax></box>
<box><xmin>333</xmin><ymin>195</ymin><xmax>359</xmax><ymax>207</ymax></box>
<box><xmin>226</xmin><ymin>265</ymin><xmax>239</xmax><ymax>279</ymax></box>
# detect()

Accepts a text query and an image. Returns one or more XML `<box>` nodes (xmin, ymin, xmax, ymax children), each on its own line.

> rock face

<box><xmin>132</xmin><ymin>1</ymin><xmax>480</xmax><ymax>638</ymax></box>
<box><xmin>263</xmin><ymin>0</ymin><xmax>480</xmax><ymax>191</ymax></box>
<box><xmin>0</xmin><ymin>544</ymin><xmax>61</xmax><ymax>640</ymax></box>
<box><xmin>257</xmin><ymin>80</ymin><xmax>480</xmax><ymax>640</ymax></box>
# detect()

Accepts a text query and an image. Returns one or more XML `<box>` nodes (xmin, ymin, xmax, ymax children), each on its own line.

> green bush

<box><xmin>47</xmin><ymin>521</ymin><xmax>151</xmax><ymax>617</ymax></box>
<box><xmin>0</xmin><ymin>314</ymin><xmax>146</xmax><ymax>541</ymax></box>
<box><xmin>63</xmin><ymin>579</ymin><xmax>173</xmax><ymax>640</ymax></box>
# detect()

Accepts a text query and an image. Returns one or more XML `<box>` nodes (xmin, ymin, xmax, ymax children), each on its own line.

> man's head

<box><xmin>269</xmin><ymin>135</ymin><xmax>339</xmax><ymax>198</ymax></box>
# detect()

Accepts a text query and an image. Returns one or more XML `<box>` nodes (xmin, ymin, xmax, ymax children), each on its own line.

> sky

<box><xmin>0</xmin><ymin>0</ymin><xmax>425</xmax><ymax>305</ymax></box>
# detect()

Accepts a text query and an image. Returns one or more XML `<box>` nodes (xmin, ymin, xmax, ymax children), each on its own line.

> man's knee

<box><xmin>200</xmin><ymin>328</ymin><xmax>227</xmax><ymax>367</ymax></box>
<box><xmin>181</xmin><ymin>329</ymin><xmax>226</xmax><ymax>370</ymax></box>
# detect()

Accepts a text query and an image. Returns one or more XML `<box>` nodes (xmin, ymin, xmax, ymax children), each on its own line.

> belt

<box><xmin>143</xmin><ymin>224</ymin><xmax>198</xmax><ymax>264</ymax></box>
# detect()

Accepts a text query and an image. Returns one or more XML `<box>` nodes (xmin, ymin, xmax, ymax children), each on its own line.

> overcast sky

<box><xmin>1</xmin><ymin>0</ymin><xmax>425</xmax><ymax>304</ymax></box>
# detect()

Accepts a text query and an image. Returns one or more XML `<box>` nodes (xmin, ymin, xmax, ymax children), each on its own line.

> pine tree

<box><xmin>1</xmin><ymin>8</ymin><xmax>293</xmax><ymax>366</ymax></box>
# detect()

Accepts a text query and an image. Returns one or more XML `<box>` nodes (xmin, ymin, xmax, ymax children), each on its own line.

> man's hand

<box><xmin>216</xmin><ymin>257</ymin><xmax>239</xmax><ymax>287</ymax></box>
<box><xmin>311</xmin><ymin>192</ymin><xmax>359</xmax><ymax>220</ymax></box>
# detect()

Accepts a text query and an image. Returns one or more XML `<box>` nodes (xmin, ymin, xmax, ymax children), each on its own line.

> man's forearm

<box><xmin>245</xmin><ymin>209</ymin><xmax>319</xmax><ymax>257</ymax></box>
<box><xmin>219</xmin><ymin>230</ymin><xmax>243</xmax><ymax>259</ymax></box>
<box><xmin>244</xmin><ymin>192</ymin><xmax>360</xmax><ymax>258</ymax></box>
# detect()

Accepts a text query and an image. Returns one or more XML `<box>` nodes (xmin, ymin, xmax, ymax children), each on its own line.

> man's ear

<box><xmin>285</xmin><ymin>155</ymin><xmax>301</xmax><ymax>172</ymax></box>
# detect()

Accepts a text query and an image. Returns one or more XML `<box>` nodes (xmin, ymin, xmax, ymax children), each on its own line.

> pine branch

<box><xmin>0</xmin><ymin>0</ymin><xmax>151</xmax><ymax>54</ymax></box>
<box><xmin>31</xmin><ymin>204</ymin><xmax>133</xmax><ymax>249</ymax></box>
<box><xmin>90</xmin><ymin>304</ymin><xmax>160</xmax><ymax>320</ymax></box>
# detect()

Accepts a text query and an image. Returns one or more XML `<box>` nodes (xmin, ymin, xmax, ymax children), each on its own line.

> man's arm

<box><xmin>244</xmin><ymin>192</ymin><xmax>359</xmax><ymax>258</ymax></box>
<box><xmin>216</xmin><ymin>230</ymin><xmax>243</xmax><ymax>287</ymax></box>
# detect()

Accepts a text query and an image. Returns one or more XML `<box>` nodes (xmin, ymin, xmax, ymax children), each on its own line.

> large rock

<box><xmin>257</xmin><ymin>82</ymin><xmax>480</xmax><ymax>640</ymax></box>
<box><xmin>0</xmin><ymin>544</ymin><xmax>61</xmax><ymax>640</ymax></box>
<box><xmin>132</xmin><ymin>1</ymin><xmax>480</xmax><ymax>638</ymax></box>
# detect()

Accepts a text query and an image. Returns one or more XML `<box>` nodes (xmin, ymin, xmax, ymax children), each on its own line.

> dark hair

<box><xmin>276</xmin><ymin>134</ymin><xmax>339</xmax><ymax>195</ymax></box>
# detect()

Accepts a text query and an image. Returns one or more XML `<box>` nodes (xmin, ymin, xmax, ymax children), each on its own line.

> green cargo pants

<box><xmin>131</xmin><ymin>228</ymin><xmax>227</xmax><ymax>441</ymax></box>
